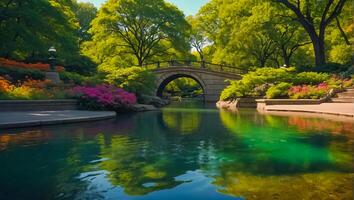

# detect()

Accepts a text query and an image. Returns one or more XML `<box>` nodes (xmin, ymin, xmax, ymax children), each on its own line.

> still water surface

<box><xmin>0</xmin><ymin>102</ymin><xmax>353</xmax><ymax>200</ymax></box>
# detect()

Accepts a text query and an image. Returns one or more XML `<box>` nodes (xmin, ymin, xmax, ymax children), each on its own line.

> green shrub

<box><xmin>265</xmin><ymin>82</ymin><xmax>292</xmax><ymax>99</ymax></box>
<box><xmin>220</xmin><ymin>80</ymin><xmax>250</xmax><ymax>100</ymax></box>
<box><xmin>294</xmin><ymin>72</ymin><xmax>330</xmax><ymax>85</ymax></box>
<box><xmin>105</xmin><ymin>67</ymin><xmax>156</xmax><ymax>100</ymax></box>
<box><xmin>60</xmin><ymin>71</ymin><xmax>85</xmax><ymax>84</ymax></box>
<box><xmin>60</xmin><ymin>71</ymin><xmax>104</xmax><ymax>86</ymax></box>
<box><xmin>219</xmin><ymin>67</ymin><xmax>335</xmax><ymax>100</ymax></box>
<box><xmin>220</xmin><ymin>67</ymin><xmax>296</xmax><ymax>100</ymax></box>
<box><xmin>0</xmin><ymin>67</ymin><xmax>45</xmax><ymax>82</ymax></box>
<box><xmin>242</xmin><ymin>67</ymin><xmax>296</xmax><ymax>87</ymax></box>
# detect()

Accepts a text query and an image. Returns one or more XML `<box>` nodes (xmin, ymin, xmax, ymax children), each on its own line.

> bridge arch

<box><xmin>156</xmin><ymin>73</ymin><xmax>206</xmax><ymax>99</ymax></box>
<box><xmin>152</xmin><ymin>66</ymin><xmax>242</xmax><ymax>102</ymax></box>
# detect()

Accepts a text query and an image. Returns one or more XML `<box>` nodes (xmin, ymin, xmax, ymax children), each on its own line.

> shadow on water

<box><xmin>0</xmin><ymin>100</ymin><xmax>353</xmax><ymax>200</ymax></box>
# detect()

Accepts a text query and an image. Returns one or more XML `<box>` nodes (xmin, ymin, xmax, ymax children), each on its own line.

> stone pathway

<box><xmin>265</xmin><ymin>103</ymin><xmax>354</xmax><ymax>118</ymax></box>
<box><xmin>0</xmin><ymin>110</ymin><xmax>116</xmax><ymax>129</ymax></box>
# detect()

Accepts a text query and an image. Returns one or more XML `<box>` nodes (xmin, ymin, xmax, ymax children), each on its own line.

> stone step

<box><xmin>341</xmin><ymin>90</ymin><xmax>354</xmax><ymax>94</ymax></box>
<box><xmin>331</xmin><ymin>98</ymin><xmax>354</xmax><ymax>103</ymax></box>
<box><xmin>337</xmin><ymin>93</ymin><xmax>354</xmax><ymax>98</ymax></box>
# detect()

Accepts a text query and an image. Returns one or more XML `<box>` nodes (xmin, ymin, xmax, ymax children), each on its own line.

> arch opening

<box><xmin>156</xmin><ymin>74</ymin><xmax>205</xmax><ymax>101</ymax></box>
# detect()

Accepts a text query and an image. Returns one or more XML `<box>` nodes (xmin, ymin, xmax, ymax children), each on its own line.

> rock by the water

<box><xmin>141</xmin><ymin>95</ymin><xmax>170</xmax><ymax>108</ymax></box>
<box><xmin>131</xmin><ymin>104</ymin><xmax>157</xmax><ymax>112</ymax></box>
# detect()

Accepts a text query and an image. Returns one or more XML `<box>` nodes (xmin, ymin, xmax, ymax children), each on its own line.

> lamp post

<box><xmin>45</xmin><ymin>46</ymin><xmax>60</xmax><ymax>83</ymax></box>
<box><xmin>48</xmin><ymin>46</ymin><xmax>56</xmax><ymax>71</ymax></box>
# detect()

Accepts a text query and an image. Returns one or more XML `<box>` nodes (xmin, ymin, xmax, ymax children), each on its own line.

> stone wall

<box><xmin>0</xmin><ymin>100</ymin><xmax>78</xmax><ymax>111</ymax></box>
<box><xmin>216</xmin><ymin>98</ymin><xmax>257</xmax><ymax>111</ymax></box>
<box><xmin>256</xmin><ymin>99</ymin><xmax>324</xmax><ymax>110</ymax></box>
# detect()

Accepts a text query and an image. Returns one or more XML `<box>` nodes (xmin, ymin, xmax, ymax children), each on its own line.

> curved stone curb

<box><xmin>0</xmin><ymin>111</ymin><xmax>116</xmax><ymax>129</ymax></box>
<box><xmin>263</xmin><ymin>103</ymin><xmax>354</xmax><ymax>118</ymax></box>
<box><xmin>264</xmin><ymin>108</ymin><xmax>354</xmax><ymax>118</ymax></box>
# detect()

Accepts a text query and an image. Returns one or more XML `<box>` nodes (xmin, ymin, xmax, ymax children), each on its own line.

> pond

<box><xmin>0</xmin><ymin>102</ymin><xmax>353</xmax><ymax>200</ymax></box>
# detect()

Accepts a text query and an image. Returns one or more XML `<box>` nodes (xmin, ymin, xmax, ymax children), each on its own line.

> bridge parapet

<box><xmin>143</xmin><ymin>60</ymin><xmax>246</xmax><ymax>75</ymax></box>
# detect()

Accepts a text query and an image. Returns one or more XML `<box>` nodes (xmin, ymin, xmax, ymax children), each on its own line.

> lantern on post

<box><xmin>48</xmin><ymin>46</ymin><xmax>56</xmax><ymax>71</ymax></box>
<box><xmin>45</xmin><ymin>46</ymin><xmax>61</xmax><ymax>84</ymax></box>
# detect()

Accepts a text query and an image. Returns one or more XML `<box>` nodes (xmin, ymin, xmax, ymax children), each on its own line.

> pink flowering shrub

<box><xmin>72</xmin><ymin>84</ymin><xmax>136</xmax><ymax>111</ymax></box>
<box><xmin>288</xmin><ymin>83</ymin><xmax>329</xmax><ymax>99</ymax></box>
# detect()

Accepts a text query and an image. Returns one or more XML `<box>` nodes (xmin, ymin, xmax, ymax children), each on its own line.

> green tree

<box><xmin>89</xmin><ymin>0</ymin><xmax>190</xmax><ymax>67</ymax></box>
<box><xmin>187</xmin><ymin>16</ymin><xmax>210</xmax><ymax>61</ymax></box>
<box><xmin>273</xmin><ymin>0</ymin><xmax>348</xmax><ymax>67</ymax></box>
<box><xmin>73</xmin><ymin>1</ymin><xmax>97</xmax><ymax>44</ymax></box>
<box><xmin>0</xmin><ymin>0</ymin><xmax>79</xmax><ymax>63</ymax></box>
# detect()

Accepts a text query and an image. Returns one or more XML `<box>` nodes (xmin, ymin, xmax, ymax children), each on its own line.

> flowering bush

<box><xmin>0</xmin><ymin>76</ymin><xmax>11</xmax><ymax>93</ymax></box>
<box><xmin>0</xmin><ymin>76</ymin><xmax>67</xmax><ymax>100</ymax></box>
<box><xmin>105</xmin><ymin>67</ymin><xmax>156</xmax><ymax>100</ymax></box>
<box><xmin>72</xmin><ymin>85</ymin><xmax>137</xmax><ymax>111</ymax></box>
<box><xmin>288</xmin><ymin>83</ymin><xmax>329</xmax><ymax>99</ymax></box>
<box><xmin>0</xmin><ymin>58</ymin><xmax>65</xmax><ymax>72</ymax></box>
<box><xmin>220</xmin><ymin>67</ymin><xmax>353</xmax><ymax>100</ymax></box>
<box><xmin>325</xmin><ymin>76</ymin><xmax>354</xmax><ymax>89</ymax></box>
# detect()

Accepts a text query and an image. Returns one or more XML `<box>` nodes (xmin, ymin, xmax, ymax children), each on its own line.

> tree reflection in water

<box><xmin>0</xmin><ymin>104</ymin><xmax>353</xmax><ymax>200</ymax></box>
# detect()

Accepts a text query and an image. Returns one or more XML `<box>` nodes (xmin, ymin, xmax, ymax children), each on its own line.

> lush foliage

<box><xmin>164</xmin><ymin>78</ymin><xmax>203</xmax><ymax>98</ymax></box>
<box><xmin>220</xmin><ymin>67</ymin><xmax>353</xmax><ymax>100</ymax></box>
<box><xmin>221</xmin><ymin>67</ymin><xmax>296</xmax><ymax>100</ymax></box>
<box><xmin>265</xmin><ymin>82</ymin><xmax>293</xmax><ymax>99</ymax></box>
<box><xmin>72</xmin><ymin>85</ymin><xmax>136</xmax><ymax>111</ymax></box>
<box><xmin>0</xmin><ymin>76</ymin><xmax>68</xmax><ymax>100</ymax></box>
<box><xmin>0</xmin><ymin>0</ymin><xmax>97</xmax><ymax>73</ymax></box>
<box><xmin>59</xmin><ymin>71</ymin><xmax>103</xmax><ymax>86</ymax></box>
<box><xmin>288</xmin><ymin>83</ymin><xmax>329</xmax><ymax>99</ymax></box>
<box><xmin>294</xmin><ymin>72</ymin><xmax>330</xmax><ymax>85</ymax></box>
<box><xmin>83</xmin><ymin>0</ymin><xmax>191</xmax><ymax>69</ymax></box>
<box><xmin>105</xmin><ymin>67</ymin><xmax>156</xmax><ymax>99</ymax></box>
<box><xmin>194</xmin><ymin>0</ymin><xmax>352</xmax><ymax>69</ymax></box>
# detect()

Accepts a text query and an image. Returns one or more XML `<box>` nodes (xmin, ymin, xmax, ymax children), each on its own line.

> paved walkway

<box><xmin>0</xmin><ymin>110</ymin><xmax>116</xmax><ymax>129</ymax></box>
<box><xmin>265</xmin><ymin>103</ymin><xmax>354</xmax><ymax>118</ymax></box>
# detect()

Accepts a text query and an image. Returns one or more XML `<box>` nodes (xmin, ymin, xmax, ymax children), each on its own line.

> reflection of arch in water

<box><xmin>156</xmin><ymin>74</ymin><xmax>205</xmax><ymax>100</ymax></box>
<box><xmin>161</xmin><ymin>109</ymin><xmax>202</xmax><ymax>134</ymax></box>
<box><xmin>156</xmin><ymin>108</ymin><xmax>202</xmax><ymax>134</ymax></box>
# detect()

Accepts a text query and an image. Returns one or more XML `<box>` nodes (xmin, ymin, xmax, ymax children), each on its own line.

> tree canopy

<box><xmin>0</xmin><ymin>0</ymin><xmax>352</xmax><ymax>74</ymax></box>
<box><xmin>82</xmin><ymin>0</ymin><xmax>190</xmax><ymax>71</ymax></box>
<box><xmin>192</xmin><ymin>0</ymin><xmax>352</xmax><ymax>69</ymax></box>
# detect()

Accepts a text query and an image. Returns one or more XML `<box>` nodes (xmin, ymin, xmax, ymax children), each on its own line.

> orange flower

<box><xmin>0</xmin><ymin>76</ymin><xmax>11</xmax><ymax>92</ymax></box>
<box><xmin>0</xmin><ymin>57</ymin><xmax>65</xmax><ymax>72</ymax></box>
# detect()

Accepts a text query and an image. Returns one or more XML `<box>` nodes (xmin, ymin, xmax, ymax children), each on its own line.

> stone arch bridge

<box><xmin>145</xmin><ymin>61</ymin><xmax>244</xmax><ymax>102</ymax></box>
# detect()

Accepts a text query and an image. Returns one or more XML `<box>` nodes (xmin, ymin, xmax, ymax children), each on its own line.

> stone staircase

<box><xmin>331</xmin><ymin>88</ymin><xmax>354</xmax><ymax>103</ymax></box>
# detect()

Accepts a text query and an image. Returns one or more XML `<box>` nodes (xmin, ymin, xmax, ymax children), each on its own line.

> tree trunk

<box><xmin>307</xmin><ymin>30</ymin><xmax>326</xmax><ymax>67</ymax></box>
<box><xmin>281</xmin><ymin>47</ymin><xmax>290</xmax><ymax>66</ymax></box>
<box><xmin>137</xmin><ymin>56</ymin><xmax>144</xmax><ymax>67</ymax></box>
<box><xmin>260</xmin><ymin>59</ymin><xmax>266</xmax><ymax>68</ymax></box>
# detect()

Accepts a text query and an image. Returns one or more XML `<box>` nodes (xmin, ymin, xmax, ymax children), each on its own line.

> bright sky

<box><xmin>78</xmin><ymin>0</ymin><xmax>209</xmax><ymax>16</ymax></box>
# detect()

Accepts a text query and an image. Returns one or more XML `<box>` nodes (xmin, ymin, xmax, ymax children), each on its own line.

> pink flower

<box><xmin>71</xmin><ymin>84</ymin><xmax>137</xmax><ymax>109</ymax></box>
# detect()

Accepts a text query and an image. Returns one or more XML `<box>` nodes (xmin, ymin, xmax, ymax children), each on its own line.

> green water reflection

<box><xmin>0</xmin><ymin>102</ymin><xmax>353</xmax><ymax>200</ymax></box>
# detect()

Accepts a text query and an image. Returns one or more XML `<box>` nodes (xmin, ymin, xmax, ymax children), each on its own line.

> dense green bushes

<box><xmin>59</xmin><ymin>71</ymin><xmax>103</xmax><ymax>85</ymax></box>
<box><xmin>105</xmin><ymin>67</ymin><xmax>156</xmax><ymax>100</ymax></box>
<box><xmin>265</xmin><ymin>83</ymin><xmax>293</xmax><ymax>99</ymax></box>
<box><xmin>220</xmin><ymin>67</ymin><xmax>353</xmax><ymax>100</ymax></box>
<box><xmin>293</xmin><ymin>72</ymin><xmax>329</xmax><ymax>85</ymax></box>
